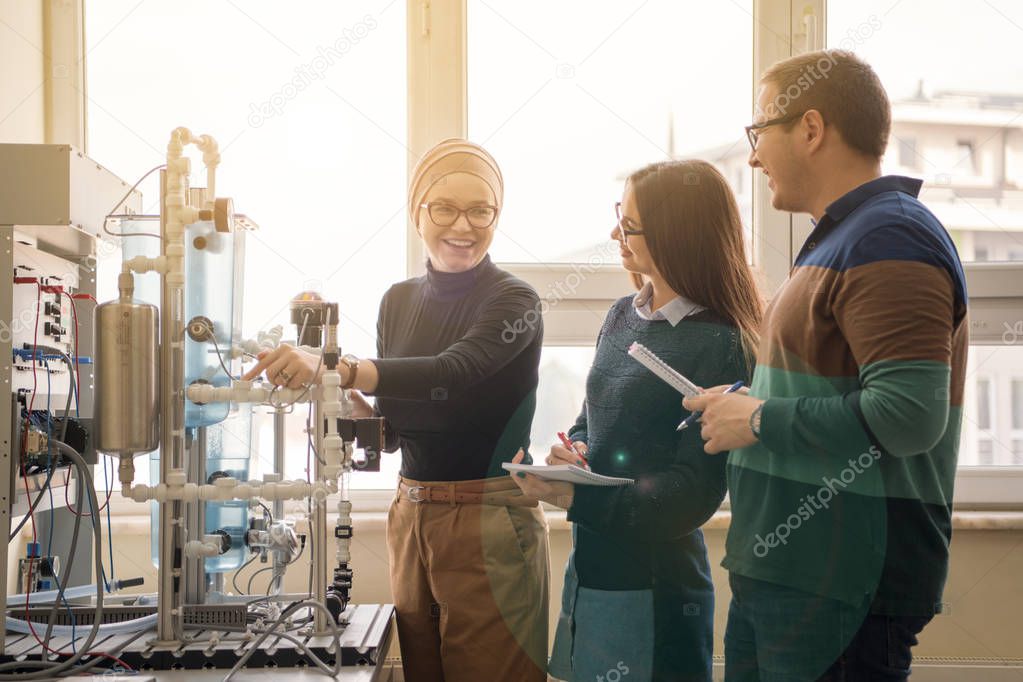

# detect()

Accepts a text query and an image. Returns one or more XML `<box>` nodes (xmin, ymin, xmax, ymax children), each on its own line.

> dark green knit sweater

<box><xmin>558</xmin><ymin>295</ymin><xmax>748</xmax><ymax>681</ymax></box>
<box><xmin>566</xmin><ymin>295</ymin><xmax>749</xmax><ymax>589</ymax></box>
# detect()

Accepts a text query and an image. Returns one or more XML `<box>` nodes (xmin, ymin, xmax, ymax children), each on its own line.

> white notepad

<box><xmin>628</xmin><ymin>341</ymin><xmax>701</xmax><ymax>397</ymax></box>
<box><xmin>502</xmin><ymin>463</ymin><xmax>634</xmax><ymax>487</ymax></box>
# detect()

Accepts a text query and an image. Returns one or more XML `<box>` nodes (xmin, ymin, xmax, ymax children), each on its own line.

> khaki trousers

<box><xmin>387</xmin><ymin>476</ymin><xmax>550</xmax><ymax>682</ymax></box>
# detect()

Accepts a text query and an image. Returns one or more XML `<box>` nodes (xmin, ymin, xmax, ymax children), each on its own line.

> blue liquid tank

<box><xmin>117</xmin><ymin>215</ymin><xmax>251</xmax><ymax>576</ymax></box>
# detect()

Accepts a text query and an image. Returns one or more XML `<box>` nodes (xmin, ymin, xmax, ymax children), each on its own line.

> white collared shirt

<box><xmin>632</xmin><ymin>281</ymin><xmax>705</xmax><ymax>326</ymax></box>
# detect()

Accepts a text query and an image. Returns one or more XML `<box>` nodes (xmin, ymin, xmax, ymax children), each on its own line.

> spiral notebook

<box><xmin>627</xmin><ymin>341</ymin><xmax>701</xmax><ymax>397</ymax></box>
<box><xmin>502</xmin><ymin>463</ymin><xmax>634</xmax><ymax>487</ymax></box>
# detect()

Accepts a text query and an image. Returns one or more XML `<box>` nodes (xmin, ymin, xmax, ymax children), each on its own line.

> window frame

<box><xmin>409</xmin><ymin>0</ymin><xmax>1023</xmax><ymax>506</ymax></box>
<box><xmin>71</xmin><ymin>0</ymin><xmax>1023</xmax><ymax>506</ymax></box>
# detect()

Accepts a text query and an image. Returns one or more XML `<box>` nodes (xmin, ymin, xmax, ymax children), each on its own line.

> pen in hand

<box><xmin>677</xmin><ymin>381</ymin><xmax>745</xmax><ymax>431</ymax></box>
<box><xmin>558</xmin><ymin>431</ymin><xmax>589</xmax><ymax>469</ymax></box>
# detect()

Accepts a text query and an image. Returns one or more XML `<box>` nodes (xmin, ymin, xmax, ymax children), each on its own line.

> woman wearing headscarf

<box><xmin>245</xmin><ymin>139</ymin><xmax>550</xmax><ymax>682</ymax></box>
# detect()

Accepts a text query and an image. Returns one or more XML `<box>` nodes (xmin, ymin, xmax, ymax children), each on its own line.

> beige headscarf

<box><xmin>407</xmin><ymin>138</ymin><xmax>504</xmax><ymax>228</ymax></box>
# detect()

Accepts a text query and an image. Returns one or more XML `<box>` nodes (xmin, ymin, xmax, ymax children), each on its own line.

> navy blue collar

<box><xmin>797</xmin><ymin>176</ymin><xmax>924</xmax><ymax>265</ymax></box>
<box><xmin>820</xmin><ymin>175</ymin><xmax>923</xmax><ymax>225</ymax></box>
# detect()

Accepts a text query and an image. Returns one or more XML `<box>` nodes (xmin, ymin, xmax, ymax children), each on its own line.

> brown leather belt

<box><xmin>397</xmin><ymin>476</ymin><xmax>537</xmax><ymax>507</ymax></box>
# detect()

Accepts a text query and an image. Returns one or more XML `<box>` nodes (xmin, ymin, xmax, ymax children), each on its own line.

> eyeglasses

<box><xmin>614</xmin><ymin>202</ymin><xmax>643</xmax><ymax>237</ymax></box>
<box><xmin>420</xmin><ymin>202</ymin><xmax>499</xmax><ymax>229</ymax></box>
<box><xmin>744</xmin><ymin>111</ymin><xmax>807</xmax><ymax>151</ymax></box>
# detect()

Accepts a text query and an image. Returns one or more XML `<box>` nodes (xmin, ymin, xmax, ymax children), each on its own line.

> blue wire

<box><xmin>69</xmin><ymin>354</ymin><xmax>79</xmax><ymax>418</ymax></box>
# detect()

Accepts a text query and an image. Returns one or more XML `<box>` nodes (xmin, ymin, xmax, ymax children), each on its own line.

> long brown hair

<box><xmin>627</xmin><ymin>159</ymin><xmax>763</xmax><ymax>374</ymax></box>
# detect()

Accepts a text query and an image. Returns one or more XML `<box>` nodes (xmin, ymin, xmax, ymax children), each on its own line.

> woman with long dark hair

<box><xmin>513</xmin><ymin>159</ymin><xmax>762</xmax><ymax>681</ymax></box>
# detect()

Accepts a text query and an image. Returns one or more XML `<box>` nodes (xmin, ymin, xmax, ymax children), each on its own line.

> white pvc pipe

<box><xmin>125</xmin><ymin>476</ymin><xmax>336</xmax><ymax>504</ymax></box>
<box><xmin>184</xmin><ymin>537</ymin><xmax>225</xmax><ymax>559</ymax></box>
<box><xmin>5</xmin><ymin>613</ymin><xmax>158</xmax><ymax>637</ymax></box>
<box><xmin>232</xmin><ymin>325</ymin><xmax>284</xmax><ymax>358</ymax></box>
<box><xmin>336</xmin><ymin>497</ymin><xmax>352</xmax><ymax>565</ymax></box>
<box><xmin>8</xmin><ymin>584</ymin><xmax>97</xmax><ymax>605</ymax></box>
<box><xmin>321</xmin><ymin>369</ymin><xmax>343</xmax><ymax>480</ymax></box>
<box><xmin>186</xmin><ymin>380</ymin><xmax>317</xmax><ymax>406</ymax></box>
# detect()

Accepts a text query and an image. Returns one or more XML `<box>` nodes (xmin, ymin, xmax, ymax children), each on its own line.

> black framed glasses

<box><xmin>744</xmin><ymin>110</ymin><xmax>807</xmax><ymax>151</ymax></box>
<box><xmin>420</xmin><ymin>201</ymin><xmax>499</xmax><ymax>229</ymax></box>
<box><xmin>614</xmin><ymin>202</ymin><xmax>643</xmax><ymax>237</ymax></box>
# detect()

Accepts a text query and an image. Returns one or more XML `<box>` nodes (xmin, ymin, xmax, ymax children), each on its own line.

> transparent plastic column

<box><xmin>118</xmin><ymin>216</ymin><xmax>251</xmax><ymax>577</ymax></box>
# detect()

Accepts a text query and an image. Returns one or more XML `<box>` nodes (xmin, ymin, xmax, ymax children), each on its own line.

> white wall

<box><xmin>0</xmin><ymin>1</ymin><xmax>45</xmax><ymax>143</ymax></box>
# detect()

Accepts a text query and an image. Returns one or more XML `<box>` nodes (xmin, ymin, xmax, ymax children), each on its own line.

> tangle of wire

<box><xmin>101</xmin><ymin>164</ymin><xmax>166</xmax><ymax>239</ymax></box>
<box><xmin>0</xmin><ymin>442</ymin><xmax>111</xmax><ymax>679</ymax></box>
<box><xmin>221</xmin><ymin>599</ymin><xmax>344</xmax><ymax>682</ymax></box>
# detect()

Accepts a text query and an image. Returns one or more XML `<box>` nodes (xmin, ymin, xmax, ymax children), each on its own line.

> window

<box><xmin>86</xmin><ymin>0</ymin><xmax>408</xmax><ymax>491</ymax></box>
<box><xmin>978</xmin><ymin>439</ymin><xmax>994</xmax><ymax>465</ymax></box>
<box><xmin>828</xmin><ymin>0</ymin><xmax>1023</xmax><ymax>495</ymax></box>
<box><xmin>898</xmin><ymin>137</ymin><xmax>919</xmax><ymax>171</ymax></box>
<box><xmin>955</xmin><ymin>139</ymin><xmax>979</xmax><ymax>175</ymax></box>
<box><xmin>958</xmin><ymin>349</ymin><xmax>1023</xmax><ymax>467</ymax></box>
<box><xmin>78</xmin><ymin>1</ymin><xmax>1023</xmax><ymax>500</ymax></box>
<box><xmin>1012</xmin><ymin>379</ymin><xmax>1023</xmax><ymax>430</ymax></box>
<box><xmin>467</xmin><ymin>0</ymin><xmax>754</xmax><ymax>265</ymax></box>
<box><xmin>828</xmin><ymin>0</ymin><xmax>1023</xmax><ymax>265</ymax></box>
<box><xmin>531</xmin><ymin>346</ymin><xmax>596</xmax><ymax>454</ymax></box>
<box><xmin>969</xmin><ymin>376</ymin><xmax>994</xmax><ymax>466</ymax></box>
<box><xmin>977</xmin><ymin>378</ymin><xmax>993</xmax><ymax>431</ymax></box>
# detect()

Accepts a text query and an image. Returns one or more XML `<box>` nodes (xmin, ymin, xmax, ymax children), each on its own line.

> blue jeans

<box><xmin>725</xmin><ymin>573</ymin><xmax>931</xmax><ymax>682</ymax></box>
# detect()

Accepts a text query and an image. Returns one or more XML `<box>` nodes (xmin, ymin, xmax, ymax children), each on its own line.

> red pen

<box><xmin>558</xmin><ymin>432</ymin><xmax>588</xmax><ymax>467</ymax></box>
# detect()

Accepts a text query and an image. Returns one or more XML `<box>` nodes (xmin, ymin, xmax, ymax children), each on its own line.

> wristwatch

<box><xmin>749</xmin><ymin>403</ymin><xmax>764</xmax><ymax>440</ymax></box>
<box><xmin>339</xmin><ymin>354</ymin><xmax>360</xmax><ymax>389</ymax></box>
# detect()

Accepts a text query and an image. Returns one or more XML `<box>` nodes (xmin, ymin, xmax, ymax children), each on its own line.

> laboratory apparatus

<box><xmin>0</xmin><ymin>135</ymin><xmax>392</xmax><ymax>678</ymax></box>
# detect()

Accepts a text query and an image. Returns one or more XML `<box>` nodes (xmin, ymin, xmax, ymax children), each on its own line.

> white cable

<box><xmin>4</xmin><ymin>614</ymin><xmax>157</xmax><ymax>638</ymax></box>
<box><xmin>222</xmin><ymin>600</ymin><xmax>343</xmax><ymax>682</ymax></box>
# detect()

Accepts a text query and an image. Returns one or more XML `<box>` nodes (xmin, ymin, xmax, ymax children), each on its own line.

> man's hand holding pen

<box><xmin>683</xmin><ymin>384</ymin><xmax>763</xmax><ymax>454</ymax></box>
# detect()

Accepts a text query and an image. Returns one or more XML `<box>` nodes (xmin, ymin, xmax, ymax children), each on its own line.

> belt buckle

<box><xmin>406</xmin><ymin>485</ymin><xmax>426</xmax><ymax>503</ymax></box>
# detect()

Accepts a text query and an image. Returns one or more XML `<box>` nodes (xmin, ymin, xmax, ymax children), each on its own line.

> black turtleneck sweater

<box><xmin>369</xmin><ymin>255</ymin><xmax>543</xmax><ymax>482</ymax></box>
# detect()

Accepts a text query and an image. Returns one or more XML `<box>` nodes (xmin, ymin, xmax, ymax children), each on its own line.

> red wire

<box><xmin>60</xmin><ymin>290</ymin><xmax>116</xmax><ymax>517</ymax></box>
<box><xmin>18</xmin><ymin>283</ymin><xmax>69</xmax><ymax>653</ymax></box>
<box><xmin>62</xmin><ymin>292</ymin><xmax>82</xmax><ymax>411</ymax></box>
<box><xmin>17</xmin><ymin>285</ymin><xmax>126</xmax><ymax>670</ymax></box>
<box><xmin>28</xmin><ymin>283</ymin><xmax>41</xmax><ymax>414</ymax></box>
<box><xmin>49</xmin><ymin>646</ymin><xmax>134</xmax><ymax>671</ymax></box>
<box><xmin>82</xmin><ymin>652</ymin><xmax>134</xmax><ymax>670</ymax></box>
<box><xmin>19</xmin><ymin>283</ymin><xmax>42</xmax><ymax>472</ymax></box>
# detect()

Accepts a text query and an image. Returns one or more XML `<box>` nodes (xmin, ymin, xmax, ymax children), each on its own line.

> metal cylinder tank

<box><xmin>95</xmin><ymin>292</ymin><xmax>160</xmax><ymax>455</ymax></box>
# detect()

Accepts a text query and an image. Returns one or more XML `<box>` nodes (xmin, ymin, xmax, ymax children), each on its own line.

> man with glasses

<box><xmin>684</xmin><ymin>50</ymin><xmax>968</xmax><ymax>681</ymax></box>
